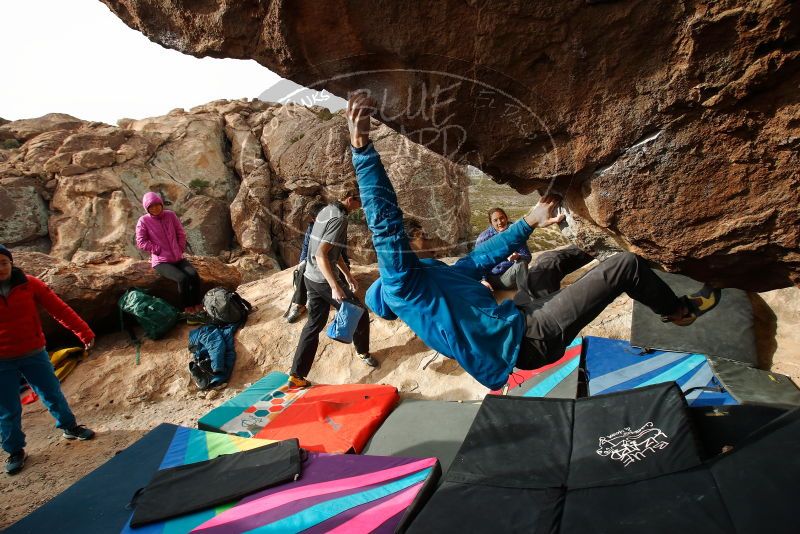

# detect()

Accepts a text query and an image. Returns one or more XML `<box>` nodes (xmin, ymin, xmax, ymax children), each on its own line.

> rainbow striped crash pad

<box><xmin>198</xmin><ymin>372</ymin><xmax>399</xmax><ymax>453</ymax></box>
<box><xmin>121</xmin><ymin>427</ymin><xmax>277</xmax><ymax>533</ymax></box>
<box><xmin>190</xmin><ymin>453</ymin><xmax>439</xmax><ymax>533</ymax></box>
<box><xmin>118</xmin><ymin>426</ymin><xmax>438</xmax><ymax>533</ymax></box>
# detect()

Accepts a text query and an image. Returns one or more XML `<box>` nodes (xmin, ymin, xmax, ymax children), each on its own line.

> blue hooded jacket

<box><xmin>188</xmin><ymin>323</ymin><xmax>238</xmax><ymax>379</ymax></box>
<box><xmin>353</xmin><ymin>144</ymin><xmax>530</xmax><ymax>390</ymax></box>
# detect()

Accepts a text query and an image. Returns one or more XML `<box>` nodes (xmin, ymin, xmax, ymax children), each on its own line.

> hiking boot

<box><xmin>288</xmin><ymin>374</ymin><xmax>312</xmax><ymax>388</ymax></box>
<box><xmin>357</xmin><ymin>353</ymin><xmax>379</xmax><ymax>368</ymax></box>
<box><xmin>63</xmin><ymin>425</ymin><xmax>95</xmax><ymax>441</ymax></box>
<box><xmin>286</xmin><ymin>304</ymin><xmax>306</xmax><ymax>324</ymax></box>
<box><xmin>5</xmin><ymin>450</ymin><xmax>26</xmax><ymax>475</ymax></box>
<box><xmin>209</xmin><ymin>373</ymin><xmax>228</xmax><ymax>390</ymax></box>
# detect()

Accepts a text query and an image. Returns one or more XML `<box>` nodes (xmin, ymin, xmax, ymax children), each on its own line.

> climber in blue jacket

<box><xmin>347</xmin><ymin>91</ymin><xmax>720</xmax><ymax>390</ymax></box>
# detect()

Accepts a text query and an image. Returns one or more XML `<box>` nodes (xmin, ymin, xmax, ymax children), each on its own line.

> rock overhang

<box><xmin>96</xmin><ymin>1</ymin><xmax>800</xmax><ymax>290</ymax></box>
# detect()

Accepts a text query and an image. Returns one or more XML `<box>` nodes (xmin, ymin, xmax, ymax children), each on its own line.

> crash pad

<box><xmin>492</xmin><ymin>337</ymin><xmax>582</xmax><ymax>399</ymax></box>
<box><xmin>198</xmin><ymin>371</ymin><xmax>399</xmax><ymax>453</ymax></box>
<box><xmin>362</xmin><ymin>399</ymin><xmax>481</xmax><ymax>473</ymax></box>
<box><xmin>630</xmin><ymin>271</ymin><xmax>757</xmax><ymax>366</ymax></box>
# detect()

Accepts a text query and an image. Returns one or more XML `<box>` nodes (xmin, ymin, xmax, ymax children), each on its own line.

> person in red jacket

<box><xmin>0</xmin><ymin>245</ymin><xmax>96</xmax><ymax>476</ymax></box>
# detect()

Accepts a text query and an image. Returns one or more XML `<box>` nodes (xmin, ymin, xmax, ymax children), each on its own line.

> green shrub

<box><xmin>347</xmin><ymin>208</ymin><xmax>366</xmax><ymax>224</ymax></box>
<box><xmin>2</xmin><ymin>139</ymin><xmax>21</xmax><ymax>150</ymax></box>
<box><xmin>315</xmin><ymin>108</ymin><xmax>334</xmax><ymax>122</ymax></box>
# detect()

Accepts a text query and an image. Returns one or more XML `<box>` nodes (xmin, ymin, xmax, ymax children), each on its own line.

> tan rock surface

<box><xmin>262</xmin><ymin>107</ymin><xmax>470</xmax><ymax>265</ymax></box>
<box><xmin>181</xmin><ymin>195</ymin><xmax>233</xmax><ymax>256</ymax></box>
<box><xmin>101</xmin><ymin>0</ymin><xmax>800</xmax><ymax>290</ymax></box>
<box><xmin>126</xmin><ymin>111</ymin><xmax>239</xmax><ymax>204</ymax></box>
<box><xmin>752</xmin><ymin>287</ymin><xmax>800</xmax><ymax>379</ymax></box>
<box><xmin>0</xmin><ymin>100</ymin><xmax>469</xmax><ymax>275</ymax></box>
<box><xmin>230</xmin><ymin>166</ymin><xmax>273</xmax><ymax>254</ymax></box>
<box><xmin>0</xmin><ymin>185</ymin><xmax>49</xmax><ymax>246</ymax></box>
<box><xmin>0</xmin><ymin>113</ymin><xmax>83</xmax><ymax>143</ymax></box>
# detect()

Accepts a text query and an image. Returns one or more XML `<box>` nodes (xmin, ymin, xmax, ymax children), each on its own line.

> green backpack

<box><xmin>118</xmin><ymin>288</ymin><xmax>179</xmax><ymax>340</ymax></box>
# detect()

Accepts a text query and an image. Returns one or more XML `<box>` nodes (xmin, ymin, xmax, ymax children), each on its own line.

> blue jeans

<box><xmin>0</xmin><ymin>350</ymin><xmax>77</xmax><ymax>454</ymax></box>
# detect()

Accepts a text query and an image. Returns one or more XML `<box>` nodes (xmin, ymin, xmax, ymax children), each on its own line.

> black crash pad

<box><xmin>630</xmin><ymin>271</ymin><xmax>757</xmax><ymax>366</ymax></box>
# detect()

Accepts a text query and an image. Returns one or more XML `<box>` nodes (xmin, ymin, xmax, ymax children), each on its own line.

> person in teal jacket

<box><xmin>347</xmin><ymin>92</ymin><xmax>720</xmax><ymax>390</ymax></box>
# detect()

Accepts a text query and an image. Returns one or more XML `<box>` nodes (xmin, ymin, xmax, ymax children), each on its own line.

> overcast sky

<box><xmin>0</xmin><ymin>0</ymin><xmax>282</xmax><ymax>124</ymax></box>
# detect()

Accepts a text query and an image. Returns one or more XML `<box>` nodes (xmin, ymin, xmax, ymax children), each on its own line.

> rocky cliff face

<box><xmin>0</xmin><ymin>100</ymin><xmax>470</xmax><ymax>276</ymax></box>
<box><xmin>99</xmin><ymin>0</ymin><xmax>800</xmax><ymax>291</ymax></box>
<box><xmin>0</xmin><ymin>101</ymin><xmax>469</xmax><ymax>330</ymax></box>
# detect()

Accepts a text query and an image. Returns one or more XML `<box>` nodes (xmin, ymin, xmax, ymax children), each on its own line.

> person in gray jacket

<box><xmin>288</xmin><ymin>188</ymin><xmax>377</xmax><ymax>388</ymax></box>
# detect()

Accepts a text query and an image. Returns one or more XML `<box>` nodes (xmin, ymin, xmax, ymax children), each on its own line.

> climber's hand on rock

<box><xmin>347</xmin><ymin>91</ymin><xmax>377</xmax><ymax>148</ymax></box>
<box><xmin>525</xmin><ymin>194</ymin><xmax>565</xmax><ymax>229</ymax></box>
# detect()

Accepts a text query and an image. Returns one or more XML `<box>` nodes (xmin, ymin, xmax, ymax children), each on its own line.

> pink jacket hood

<box><xmin>142</xmin><ymin>192</ymin><xmax>163</xmax><ymax>212</ymax></box>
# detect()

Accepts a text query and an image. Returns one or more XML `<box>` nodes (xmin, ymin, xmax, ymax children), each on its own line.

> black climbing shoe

<box><xmin>686</xmin><ymin>284</ymin><xmax>722</xmax><ymax>317</ymax></box>
<box><xmin>286</xmin><ymin>304</ymin><xmax>306</xmax><ymax>324</ymax></box>
<box><xmin>357</xmin><ymin>353</ymin><xmax>379</xmax><ymax>368</ymax></box>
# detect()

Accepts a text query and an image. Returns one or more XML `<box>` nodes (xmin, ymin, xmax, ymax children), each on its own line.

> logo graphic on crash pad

<box><xmin>221</xmin><ymin>383</ymin><xmax>310</xmax><ymax>438</ymax></box>
<box><xmin>596</xmin><ymin>422</ymin><xmax>670</xmax><ymax>467</ymax></box>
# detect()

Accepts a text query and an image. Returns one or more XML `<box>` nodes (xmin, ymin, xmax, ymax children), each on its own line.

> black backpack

<box><xmin>202</xmin><ymin>287</ymin><xmax>253</xmax><ymax>325</ymax></box>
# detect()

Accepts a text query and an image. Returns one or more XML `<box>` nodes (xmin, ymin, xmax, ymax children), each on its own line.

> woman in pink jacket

<box><xmin>135</xmin><ymin>192</ymin><xmax>202</xmax><ymax>312</ymax></box>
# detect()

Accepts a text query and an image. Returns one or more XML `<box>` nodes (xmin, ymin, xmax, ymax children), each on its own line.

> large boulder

<box><xmin>260</xmin><ymin>105</ymin><xmax>471</xmax><ymax>265</ymax></box>
<box><xmin>100</xmin><ymin>0</ymin><xmax>800</xmax><ymax>290</ymax></box>
<box><xmin>230</xmin><ymin>166</ymin><xmax>273</xmax><ymax>254</ymax></box>
<box><xmin>0</xmin><ymin>113</ymin><xmax>83</xmax><ymax>143</ymax></box>
<box><xmin>49</xmin><ymin>169</ymin><xmax>141</xmax><ymax>259</ymax></box>
<box><xmin>181</xmin><ymin>195</ymin><xmax>233</xmax><ymax>256</ymax></box>
<box><xmin>1</xmin><ymin>111</ymin><xmax>240</xmax><ymax>261</ymax></box>
<box><xmin>0</xmin><ymin>100</ymin><xmax>469</xmax><ymax>274</ymax></box>
<box><xmin>0</xmin><ymin>185</ymin><xmax>49</xmax><ymax>246</ymax></box>
<box><xmin>124</xmin><ymin>110</ymin><xmax>239</xmax><ymax>204</ymax></box>
<box><xmin>13</xmin><ymin>252</ymin><xmax>240</xmax><ymax>339</ymax></box>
